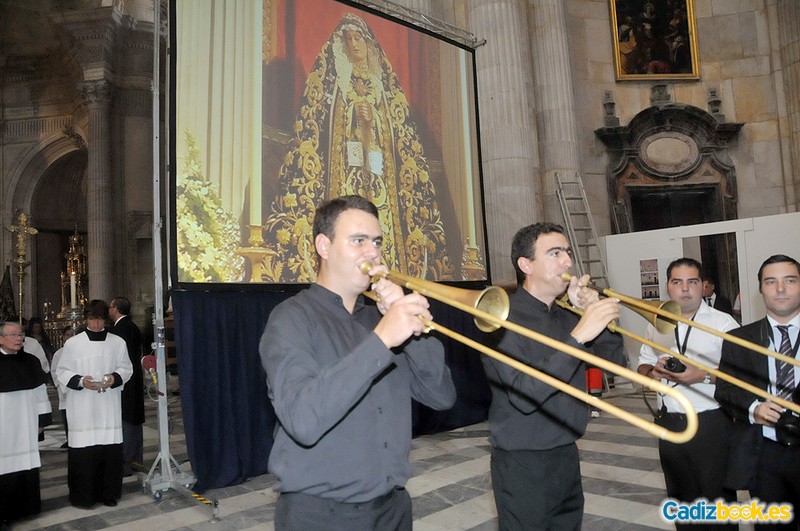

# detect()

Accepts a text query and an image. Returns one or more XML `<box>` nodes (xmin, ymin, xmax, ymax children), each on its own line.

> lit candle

<box><xmin>250</xmin><ymin>160</ymin><xmax>261</xmax><ymax>227</ymax></box>
<box><xmin>70</xmin><ymin>272</ymin><xmax>77</xmax><ymax>308</ymax></box>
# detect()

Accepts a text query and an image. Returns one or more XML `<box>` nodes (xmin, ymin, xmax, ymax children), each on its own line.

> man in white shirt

<box><xmin>638</xmin><ymin>258</ymin><xmax>738</xmax><ymax>523</ymax></box>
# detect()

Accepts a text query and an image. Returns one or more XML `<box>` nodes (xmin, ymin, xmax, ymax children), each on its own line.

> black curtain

<box><xmin>174</xmin><ymin>289</ymin><xmax>491</xmax><ymax>492</ymax></box>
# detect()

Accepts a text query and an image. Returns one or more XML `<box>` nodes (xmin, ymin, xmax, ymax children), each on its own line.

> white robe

<box><xmin>0</xmin><ymin>384</ymin><xmax>50</xmax><ymax>475</ymax></box>
<box><xmin>56</xmin><ymin>332</ymin><xmax>133</xmax><ymax>448</ymax></box>
<box><xmin>50</xmin><ymin>347</ymin><xmax>67</xmax><ymax>410</ymax></box>
<box><xmin>25</xmin><ymin>336</ymin><xmax>49</xmax><ymax>373</ymax></box>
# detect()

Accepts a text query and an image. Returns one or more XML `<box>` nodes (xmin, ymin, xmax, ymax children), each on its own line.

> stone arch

<box><xmin>5</xmin><ymin>132</ymin><xmax>88</xmax><ymax>319</ymax></box>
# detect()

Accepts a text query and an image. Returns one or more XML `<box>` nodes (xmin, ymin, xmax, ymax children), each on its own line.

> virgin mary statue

<box><xmin>260</xmin><ymin>13</ymin><xmax>455</xmax><ymax>282</ymax></box>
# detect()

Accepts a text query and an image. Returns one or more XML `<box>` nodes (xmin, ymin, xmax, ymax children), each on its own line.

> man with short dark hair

<box><xmin>109</xmin><ymin>296</ymin><xmax>145</xmax><ymax>475</ymax></box>
<box><xmin>56</xmin><ymin>300</ymin><xmax>133</xmax><ymax>508</ymax></box>
<box><xmin>716</xmin><ymin>254</ymin><xmax>800</xmax><ymax>525</ymax></box>
<box><xmin>260</xmin><ymin>195</ymin><xmax>456</xmax><ymax>530</ymax></box>
<box><xmin>638</xmin><ymin>258</ymin><xmax>738</xmax><ymax>527</ymax></box>
<box><xmin>702</xmin><ymin>276</ymin><xmax>734</xmax><ymax>317</ymax></box>
<box><xmin>483</xmin><ymin>222</ymin><xmax>624</xmax><ymax>530</ymax></box>
<box><xmin>0</xmin><ymin>322</ymin><xmax>52</xmax><ymax>525</ymax></box>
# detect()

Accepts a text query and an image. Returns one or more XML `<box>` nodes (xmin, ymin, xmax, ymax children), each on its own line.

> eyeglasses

<box><xmin>0</xmin><ymin>333</ymin><xmax>25</xmax><ymax>337</ymax></box>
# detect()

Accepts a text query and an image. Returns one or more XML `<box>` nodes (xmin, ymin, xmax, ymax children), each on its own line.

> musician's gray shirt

<box><xmin>482</xmin><ymin>288</ymin><xmax>625</xmax><ymax>450</ymax></box>
<box><xmin>260</xmin><ymin>283</ymin><xmax>456</xmax><ymax>502</ymax></box>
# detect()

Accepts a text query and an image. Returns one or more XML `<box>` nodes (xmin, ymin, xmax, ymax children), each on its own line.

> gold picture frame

<box><xmin>610</xmin><ymin>0</ymin><xmax>700</xmax><ymax>80</ymax></box>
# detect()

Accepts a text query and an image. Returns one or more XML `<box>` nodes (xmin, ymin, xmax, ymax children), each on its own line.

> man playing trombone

<box><xmin>259</xmin><ymin>195</ymin><xmax>456</xmax><ymax>531</ymax></box>
<box><xmin>716</xmin><ymin>254</ymin><xmax>800</xmax><ymax>528</ymax></box>
<box><xmin>483</xmin><ymin>222</ymin><xmax>623</xmax><ymax>530</ymax></box>
<box><xmin>637</xmin><ymin>258</ymin><xmax>739</xmax><ymax>527</ymax></box>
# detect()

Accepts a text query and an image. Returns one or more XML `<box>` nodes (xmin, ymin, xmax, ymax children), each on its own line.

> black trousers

<box><xmin>656</xmin><ymin>408</ymin><xmax>735</xmax><ymax>530</ymax></box>
<box><xmin>752</xmin><ymin>439</ymin><xmax>800</xmax><ymax>530</ymax></box>
<box><xmin>0</xmin><ymin>468</ymin><xmax>41</xmax><ymax>523</ymax></box>
<box><xmin>275</xmin><ymin>488</ymin><xmax>412</xmax><ymax>531</ymax></box>
<box><xmin>67</xmin><ymin>444</ymin><xmax>123</xmax><ymax>508</ymax></box>
<box><xmin>122</xmin><ymin>420</ymin><xmax>144</xmax><ymax>473</ymax></box>
<box><xmin>490</xmin><ymin>443</ymin><xmax>583</xmax><ymax>531</ymax></box>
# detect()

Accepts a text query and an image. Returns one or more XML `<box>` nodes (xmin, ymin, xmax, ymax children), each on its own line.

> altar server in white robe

<box><xmin>23</xmin><ymin>334</ymin><xmax>50</xmax><ymax>442</ymax></box>
<box><xmin>57</xmin><ymin>300</ymin><xmax>132</xmax><ymax>509</ymax></box>
<box><xmin>0</xmin><ymin>322</ymin><xmax>52</xmax><ymax>525</ymax></box>
<box><xmin>24</xmin><ymin>335</ymin><xmax>49</xmax><ymax>373</ymax></box>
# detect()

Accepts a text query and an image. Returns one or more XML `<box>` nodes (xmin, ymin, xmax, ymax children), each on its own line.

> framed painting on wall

<box><xmin>610</xmin><ymin>0</ymin><xmax>700</xmax><ymax>80</ymax></box>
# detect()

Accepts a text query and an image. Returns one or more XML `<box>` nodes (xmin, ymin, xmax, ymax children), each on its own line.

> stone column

<box><xmin>468</xmin><ymin>0</ymin><xmax>540</xmax><ymax>284</ymax></box>
<box><xmin>529</xmin><ymin>0</ymin><xmax>582</xmax><ymax>223</ymax></box>
<box><xmin>777</xmin><ymin>0</ymin><xmax>800</xmax><ymax>210</ymax></box>
<box><xmin>80</xmin><ymin>80</ymin><xmax>113</xmax><ymax>301</ymax></box>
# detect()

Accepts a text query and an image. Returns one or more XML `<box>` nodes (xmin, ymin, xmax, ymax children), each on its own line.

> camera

<box><xmin>776</xmin><ymin>386</ymin><xmax>800</xmax><ymax>446</ymax></box>
<box><xmin>776</xmin><ymin>410</ymin><xmax>800</xmax><ymax>446</ymax></box>
<box><xmin>663</xmin><ymin>357</ymin><xmax>686</xmax><ymax>373</ymax></box>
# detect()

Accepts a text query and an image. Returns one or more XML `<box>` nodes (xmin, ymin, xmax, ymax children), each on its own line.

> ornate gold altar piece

<box><xmin>43</xmin><ymin>229</ymin><xmax>88</xmax><ymax>349</ymax></box>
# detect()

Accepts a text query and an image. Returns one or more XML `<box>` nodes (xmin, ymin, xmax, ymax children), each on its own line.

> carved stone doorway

<box><xmin>629</xmin><ymin>186</ymin><xmax>717</xmax><ymax>231</ymax></box>
<box><xmin>596</xmin><ymin>89</ymin><xmax>744</xmax><ymax>312</ymax></box>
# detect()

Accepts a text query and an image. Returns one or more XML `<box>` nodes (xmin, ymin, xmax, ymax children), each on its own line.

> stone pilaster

<box><xmin>529</xmin><ymin>0</ymin><xmax>582</xmax><ymax>224</ymax></box>
<box><xmin>80</xmin><ymin>80</ymin><xmax>113</xmax><ymax>302</ymax></box>
<box><xmin>467</xmin><ymin>0</ymin><xmax>539</xmax><ymax>284</ymax></box>
<box><xmin>777</xmin><ymin>0</ymin><xmax>800</xmax><ymax>210</ymax></box>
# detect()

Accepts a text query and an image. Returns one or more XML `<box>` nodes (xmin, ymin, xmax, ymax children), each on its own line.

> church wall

<box><xmin>564</xmin><ymin>0</ymin><xmax>618</xmax><ymax>237</ymax></box>
<box><xmin>2</xmin><ymin>0</ymin><xmax>797</xmax><ymax>319</ymax></box>
<box><xmin>112</xmin><ymin>36</ymin><xmax>157</xmax><ymax>324</ymax></box>
<box><xmin>563</xmin><ymin>0</ymin><xmax>796</xmax><ymax>237</ymax></box>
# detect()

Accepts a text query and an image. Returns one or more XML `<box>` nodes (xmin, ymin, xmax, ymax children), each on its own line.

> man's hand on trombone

<box><xmin>368</xmin><ymin>263</ymin><xmax>404</xmax><ymax>314</ymax></box>
<box><xmin>367</xmin><ymin>263</ymin><xmax>433</xmax><ymax>348</ymax></box>
<box><xmin>566</xmin><ymin>274</ymin><xmax>598</xmax><ymax>309</ymax></box>
<box><xmin>569</xmin><ymin>297</ymin><xmax>620</xmax><ymax>345</ymax></box>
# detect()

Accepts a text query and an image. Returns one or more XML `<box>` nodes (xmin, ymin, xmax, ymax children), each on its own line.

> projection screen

<box><xmin>172</xmin><ymin>0</ymin><xmax>487</xmax><ymax>286</ymax></box>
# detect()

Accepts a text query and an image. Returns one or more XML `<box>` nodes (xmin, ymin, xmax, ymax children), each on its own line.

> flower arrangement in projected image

<box><xmin>176</xmin><ymin>132</ymin><xmax>244</xmax><ymax>282</ymax></box>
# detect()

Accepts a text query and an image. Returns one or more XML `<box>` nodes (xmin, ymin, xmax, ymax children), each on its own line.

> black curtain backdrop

<box><xmin>173</xmin><ymin>289</ymin><xmax>491</xmax><ymax>492</ymax></box>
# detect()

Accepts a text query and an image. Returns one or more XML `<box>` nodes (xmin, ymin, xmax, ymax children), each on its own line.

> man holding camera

<box><xmin>716</xmin><ymin>254</ymin><xmax>800</xmax><ymax>527</ymax></box>
<box><xmin>638</xmin><ymin>258</ymin><xmax>739</xmax><ymax>522</ymax></box>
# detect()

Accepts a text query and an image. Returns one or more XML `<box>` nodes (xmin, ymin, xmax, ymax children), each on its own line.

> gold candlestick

<box><xmin>237</xmin><ymin>225</ymin><xmax>269</xmax><ymax>282</ymax></box>
<box><xmin>6</xmin><ymin>212</ymin><xmax>38</xmax><ymax>324</ymax></box>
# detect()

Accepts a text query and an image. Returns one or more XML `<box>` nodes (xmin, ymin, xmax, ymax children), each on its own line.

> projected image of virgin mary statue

<box><xmin>260</xmin><ymin>13</ymin><xmax>456</xmax><ymax>283</ymax></box>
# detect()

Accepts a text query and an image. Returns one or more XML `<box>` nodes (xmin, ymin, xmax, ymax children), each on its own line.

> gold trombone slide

<box><xmin>362</xmin><ymin>263</ymin><xmax>698</xmax><ymax>444</ymax></box>
<box><xmin>555</xmin><ymin>297</ymin><xmax>800</xmax><ymax>416</ymax></box>
<box><xmin>561</xmin><ymin>273</ymin><xmax>800</xmax><ymax>369</ymax></box>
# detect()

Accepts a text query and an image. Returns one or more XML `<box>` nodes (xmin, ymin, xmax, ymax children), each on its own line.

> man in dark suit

<box><xmin>109</xmin><ymin>296</ymin><xmax>145</xmax><ymax>475</ymax></box>
<box><xmin>715</xmin><ymin>255</ymin><xmax>800</xmax><ymax>528</ymax></box>
<box><xmin>703</xmin><ymin>276</ymin><xmax>734</xmax><ymax>317</ymax></box>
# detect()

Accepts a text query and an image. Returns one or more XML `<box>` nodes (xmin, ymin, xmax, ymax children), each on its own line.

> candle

<box><xmin>250</xmin><ymin>174</ymin><xmax>261</xmax><ymax>227</ymax></box>
<box><xmin>70</xmin><ymin>272</ymin><xmax>77</xmax><ymax>308</ymax></box>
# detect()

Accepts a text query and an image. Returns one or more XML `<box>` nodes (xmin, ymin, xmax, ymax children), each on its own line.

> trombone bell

<box><xmin>558</xmin><ymin>273</ymin><xmax>679</xmax><ymax>334</ymax></box>
<box><xmin>360</xmin><ymin>262</ymin><xmax>510</xmax><ymax>333</ymax></box>
<box><xmin>626</xmin><ymin>299</ymin><xmax>680</xmax><ymax>334</ymax></box>
<box><xmin>470</xmin><ymin>286</ymin><xmax>510</xmax><ymax>333</ymax></box>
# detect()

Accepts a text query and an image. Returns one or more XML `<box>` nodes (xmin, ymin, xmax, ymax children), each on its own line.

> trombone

<box><xmin>362</xmin><ymin>263</ymin><xmax>698</xmax><ymax>444</ymax></box>
<box><xmin>559</xmin><ymin>273</ymin><xmax>800</xmax><ymax>415</ymax></box>
<box><xmin>560</xmin><ymin>273</ymin><xmax>800</xmax><ymax>368</ymax></box>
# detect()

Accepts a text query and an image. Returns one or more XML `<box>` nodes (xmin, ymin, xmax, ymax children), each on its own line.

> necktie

<box><xmin>775</xmin><ymin>325</ymin><xmax>795</xmax><ymax>400</ymax></box>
